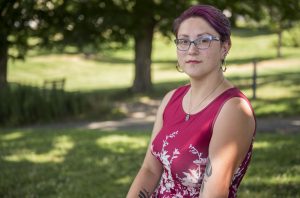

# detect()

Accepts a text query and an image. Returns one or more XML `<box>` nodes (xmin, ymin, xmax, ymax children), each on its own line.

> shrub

<box><xmin>0</xmin><ymin>83</ymin><xmax>121</xmax><ymax>127</ymax></box>
<box><xmin>282</xmin><ymin>22</ymin><xmax>300</xmax><ymax>47</ymax></box>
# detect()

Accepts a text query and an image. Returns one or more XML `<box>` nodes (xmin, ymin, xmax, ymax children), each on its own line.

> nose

<box><xmin>188</xmin><ymin>42</ymin><xmax>199</xmax><ymax>55</ymax></box>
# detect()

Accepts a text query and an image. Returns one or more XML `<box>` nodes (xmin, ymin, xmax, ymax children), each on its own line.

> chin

<box><xmin>185</xmin><ymin>72</ymin><xmax>203</xmax><ymax>79</ymax></box>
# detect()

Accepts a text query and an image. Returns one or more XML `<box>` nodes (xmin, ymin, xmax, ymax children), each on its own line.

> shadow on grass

<box><xmin>0</xmin><ymin>130</ymin><xmax>299</xmax><ymax>197</ymax></box>
<box><xmin>238</xmin><ymin>133</ymin><xmax>300</xmax><ymax>198</ymax></box>
<box><xmin>0</xmin><ymin>129</ymin><xmax>150</xmax><ymax>198</ymax></box>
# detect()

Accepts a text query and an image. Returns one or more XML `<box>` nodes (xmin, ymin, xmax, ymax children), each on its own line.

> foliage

<box><xmin>0</xmin><ymin>0</ymin><xmax>116</xmax><ymax>55</ymax></box>
<box><xmin>0</xmin><ymin>129</ymin><xmax>299</xmax><ymax>197</ymax></box>
<box><xmin>282</xmin><ymin>22</ymin><xmax>300</xmax><ymax>47</ymax></box>
<box><xmin>0</xmin><ymin>83</ymin><xmax>122</xmax><ymax>127</ymax></box>
<box><xmin>246</xmin><ymin>0</ymin><xmax>300</xmax><ymax>57</ymax></box>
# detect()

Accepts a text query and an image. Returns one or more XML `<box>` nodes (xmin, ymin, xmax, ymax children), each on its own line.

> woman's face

<box><xmin>176</xmin><ymin>17</ymin><xmax>229</xmax><ymax>79</ymax></box>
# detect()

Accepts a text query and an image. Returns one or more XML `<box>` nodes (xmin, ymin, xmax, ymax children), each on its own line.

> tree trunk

<box><xmin>131</xmin><ymin>23</ymin><xmax>154</xmax><ymax>93</ymax></box>
<box><xmin>0</xmin><ymin>36</ymin><xmax>8</xmax><ymax>88</ymax></box>
<box><xmin>277</xmin><ymin>29</ymin><xmax>282</xmax><ymax>58</ymax></box>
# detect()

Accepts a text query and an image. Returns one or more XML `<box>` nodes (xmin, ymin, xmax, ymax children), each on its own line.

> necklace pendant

<box><xmin>185</xmin><ymin>114</ymin><xmax>190</xmax><ymax>121</ymax></box>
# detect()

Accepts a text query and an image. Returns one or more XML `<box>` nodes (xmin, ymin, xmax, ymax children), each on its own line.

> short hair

<box><xmin>173</xmin><ymin>5</ymin><xmax>231</xmax><ymax>44</ymax></box>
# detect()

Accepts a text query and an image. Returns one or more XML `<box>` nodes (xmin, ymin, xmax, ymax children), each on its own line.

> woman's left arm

<box><xmin>200</xmin><ymin>97</ymin><xmax>255</xmax><ymax>198</ymax></box>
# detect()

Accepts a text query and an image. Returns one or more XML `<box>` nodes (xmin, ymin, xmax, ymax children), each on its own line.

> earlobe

<box><xmin>224</xmin><ymin>51</ymin><xmax>229</xmax><ymax>60</ymax></box>
<box><xmin>222</xmin><ymin>42</ymin><xmax>231</xmax><ymax>59</ymax></box>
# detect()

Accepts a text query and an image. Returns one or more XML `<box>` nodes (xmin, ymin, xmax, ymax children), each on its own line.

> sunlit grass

<box><xmin>3</xmin><ymin>135</ymin><xmax>74</xmax><ymax>163</ymax></box>
<box><xmin>253</xmin><ymin>141</ymin><xmax>271</xmax><ymax>149</ymax></box>
<box><xmin>0</xmin><ymin>131</ymin><xmax>24</xmax><ymax>141</ymax></box>
<box><xmin>8</xmin><ymin>55</ymin><xmax>134</xmax><ymax>91</ymax></box>
<box><xmin>96</xmin><ymin>135</ymin><xmax>148</xmax><ymax>153</ymax></box>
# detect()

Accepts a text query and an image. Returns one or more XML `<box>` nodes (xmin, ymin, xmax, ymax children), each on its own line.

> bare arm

<box><xmin>200</xmin><ymin>98</ymin><xmax>255</xmax><ymax>198</ymax></box>
<box><xmin>127</xmin><ymin>90</ymin><xmax>175</xmax><ymax>198</ymax></box>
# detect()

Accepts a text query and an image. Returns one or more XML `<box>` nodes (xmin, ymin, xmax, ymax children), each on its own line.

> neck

<box><xmin>184</xmin><ymin>75</ymin><xmax>225</xmax><ymax>121</ymax></box>
<box><xmin>189</xmin><ymin>71</ymin><xmax>224</xmax><ymax>98</ymax></box>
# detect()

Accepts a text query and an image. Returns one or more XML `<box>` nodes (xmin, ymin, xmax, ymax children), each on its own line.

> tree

<box><xmin>0</xmin><ymin>0</ymin><xmax>119</xmax><ymax>88</ymax></box>
<box><xmin>0</xmin><ymin>0</ymin><xmax>189</xmax><ymax>92</ymax></box>
<box><xmin>212</xmin><ymin>0</ymin><xmax>300</xmax><ymax>57</ymax></box>
<box><xmin>0</xmin><ymin>0</ymin><xmax>39</xmax><ymax>87</ymax></box>
<box><xmin>233</xmin><ymin>0</ymin><xmax>300</xmax><ymax>57</ymax></box>
<box><xmin>261</xmin><ymin>0</ymin><xmax>300</xmax><ymax>57</ymax></box>
<box><xmin>117</xmin><ymin>0</ymin><xmax>190</xmax><ymax>92</ymax></box>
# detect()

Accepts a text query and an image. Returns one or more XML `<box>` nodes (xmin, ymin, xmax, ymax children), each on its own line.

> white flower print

<box><xmin>176</xmin><ymin>144</ymin><xmax>207</xmax><ymax>196</ymax></box>
<box><xmin>152</xmin><ymin>131</ymin><xmax>180</xmax><ymax>193</ymax></box>
<box><xmin>231</xmin><ymin>151</ymin><xmax>252</xmax><ymax>192</ymax></box>
<box><xmin>152</xmin><ymin>132</ymin><xmax>208</xmax><ymax>197</ymax></box>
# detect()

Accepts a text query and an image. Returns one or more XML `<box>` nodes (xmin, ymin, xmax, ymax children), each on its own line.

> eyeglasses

<box><xmin>174</xmin><ymin>35</ymin><xmax>220</xmax><ymax>51</ymax></box>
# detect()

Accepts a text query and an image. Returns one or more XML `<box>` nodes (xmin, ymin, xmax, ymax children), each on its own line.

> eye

<box><xmin>200</xmin><ymin>36</ymin><xmax>211</xmax><ymax>43</ymax></box>
<box><xmin>178</xmin><ymin>39</ymin><xmax>190</xmax><ymax>45</ymax></box>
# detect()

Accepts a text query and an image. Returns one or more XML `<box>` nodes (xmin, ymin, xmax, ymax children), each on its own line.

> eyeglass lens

<box><xmin>175</xmin><ymin>35</ymin><xmax>218</xmax><ymax>51</ymax></box>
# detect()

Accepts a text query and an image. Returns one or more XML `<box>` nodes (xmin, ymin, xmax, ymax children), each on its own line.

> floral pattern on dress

<box><xmin>230</xmin><ymin>150</ymin><xmax>252</xmax><ymax>194</ymax></box>
<box><xmin>152</xmin><ymin>131</ymin><xmax>208</xmax><ymax>197</ymax></box>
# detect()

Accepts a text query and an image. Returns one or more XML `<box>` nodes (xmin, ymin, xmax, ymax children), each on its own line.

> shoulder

<box><xmin>150</xmin><ymin>88</ymin><xmax>177</xmax><ymax>139</ymax></box>
<box><xmin>221</xmin><ymin>97</ymin><xmax>255</xmax><ymax>123</ymax></box>
<box><xmin>158</xmin><ymin>84</ymin><xmax>189</xmax><ymax>110</ymax></box>
<box><xmin>213</xmin><ymin>96</ymin><xmax>256</xmax><ymax>141</ymax></box>
<box><xmin>157</xmin><ymin>89</ymin><xmax>177</xmax><ymax>113</ymax></box>
<box><xmin>152</xmin><ymin>85</ymin><xmax>189</xmax><ymax>135</ymax></box>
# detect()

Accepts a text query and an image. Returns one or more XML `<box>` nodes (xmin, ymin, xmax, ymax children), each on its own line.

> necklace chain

<box><xmin>185</xmin><ymin>78</ymin><xmax>225</xmax><ymax>121</ymax></box>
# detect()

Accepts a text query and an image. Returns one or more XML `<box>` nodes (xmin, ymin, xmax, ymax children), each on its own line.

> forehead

<box><xmin>177</xmin><ymin>17</ymin><xmax>218</xmax><ymax>38</ymax></box>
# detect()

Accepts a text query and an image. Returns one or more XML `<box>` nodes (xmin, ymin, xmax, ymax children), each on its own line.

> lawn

<box><xmin>0</xmin><ymin>128</ymin><xmax>299</xmax><ymax>197</ymax></box>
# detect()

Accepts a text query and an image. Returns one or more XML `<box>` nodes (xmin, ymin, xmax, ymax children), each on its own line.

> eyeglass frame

<box><xmin>174</xmin><ymin>34</ymin><xmax>220</xmax><ymax>51</ymax></box>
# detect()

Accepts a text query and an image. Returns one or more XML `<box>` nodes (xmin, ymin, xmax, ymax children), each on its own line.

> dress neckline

<box><xmin>181</xmin><ymin>85</ymin><xmax>236</xmax><ymax>118</ymax></box>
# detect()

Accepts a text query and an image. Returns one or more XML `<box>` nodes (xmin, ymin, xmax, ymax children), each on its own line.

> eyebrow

<box><xmin>177</xmin><ymin>33</ymin><xmax>212</xmax><ymax>38</ymax></box>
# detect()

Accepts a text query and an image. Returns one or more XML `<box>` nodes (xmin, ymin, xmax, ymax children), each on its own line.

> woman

<box><xmin>127</xmin><ymin>4</ymin><xmax>256</xmax><ymax>198</ymax></box>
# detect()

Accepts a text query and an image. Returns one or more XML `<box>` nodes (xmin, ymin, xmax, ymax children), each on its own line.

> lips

<box><xmin>186</xmin><ymin>60</ymin><xmax>202</xmax><ymax>64</ymax></box>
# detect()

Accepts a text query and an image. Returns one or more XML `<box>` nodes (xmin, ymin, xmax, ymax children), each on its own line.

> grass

<box><xmin>0</xmin><ymin>128</ymin><xmax>299</xmax><ymax>197</ymax></box>
<box><xmin>8</xmin><ymin>55</ymin><xmax>134</xmax><ymax>91</ymax></box>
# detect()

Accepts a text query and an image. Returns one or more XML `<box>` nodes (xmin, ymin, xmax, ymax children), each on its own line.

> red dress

<box><xmin>151</xmin><ymin>85</ymin><xmax>256</xmax><ymax>198</ymax></box>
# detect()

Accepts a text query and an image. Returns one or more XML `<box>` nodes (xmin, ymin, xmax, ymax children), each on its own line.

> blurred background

<box><xmin>0</xmin><ymin>0</ymin><xmax>299</xmax><ymax>197</ymax></box>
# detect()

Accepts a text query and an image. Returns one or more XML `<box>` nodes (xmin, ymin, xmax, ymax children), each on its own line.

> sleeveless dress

<box><xmin>151</xmin><ymin>85</ymin><xmax>256</xmax><ymax>198</ymax></box>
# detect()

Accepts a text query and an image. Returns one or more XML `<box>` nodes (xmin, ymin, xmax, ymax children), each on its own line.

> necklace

<box><xmin>185</xmin><ymin>78</ymin><xmax>225</xmax><ymax>121</ymax></box>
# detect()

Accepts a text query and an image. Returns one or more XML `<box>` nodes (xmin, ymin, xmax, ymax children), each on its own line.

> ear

<box><xmin>221</xmin><ymin>40</ymin><xmax>231</xmax><ymax>59</ymax></box>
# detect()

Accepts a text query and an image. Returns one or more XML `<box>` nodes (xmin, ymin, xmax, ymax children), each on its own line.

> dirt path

<box><xmin>53</xmin><ymin>116</ymin><xmax>299</xmax><ymax>134</ymax></box>
<box><xmin>22</xmin><ymin>99</ymin><xmax>300</xmax><ymax>134</ymax></box>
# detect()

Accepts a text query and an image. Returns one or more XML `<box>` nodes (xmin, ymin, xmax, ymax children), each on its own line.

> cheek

<box><xmin>176</xmin><ymin>51</ymin><xmax>185</xmax><ymax>64</ymax></box>
<box><xmin>206</xmin><ymin>49</ymin><xmax>222</xmax><ymax>64</ymax></box>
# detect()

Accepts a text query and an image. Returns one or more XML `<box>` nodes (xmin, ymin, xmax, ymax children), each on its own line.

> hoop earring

<box><xmin>221</xmin><ymin>59</ymin><xmax>227</xmax><ymax>72</ymax></box>
<box><xmin>176</xmin><ymin>62</ymin><xmax>184</xmax><ymax>73</ymax></box>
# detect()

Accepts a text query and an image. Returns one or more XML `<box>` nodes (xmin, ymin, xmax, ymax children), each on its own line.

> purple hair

<box><xmin>173</xmin><ymin>5</ymin><xmax>231</xmax><ymax>44</ymax></box>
